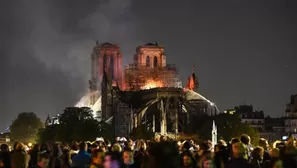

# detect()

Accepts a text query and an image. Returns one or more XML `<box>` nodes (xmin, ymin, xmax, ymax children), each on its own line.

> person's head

<box><xmin>287</xmin><ymin>135</ymin><xmax>295</xmax><ymax>146</ymax></box>
<box><xmin>259</xmin><ymin>138</ymin><xmax>269</xmax><ymax>150</ymax></box>
<box><xmin>230</xmin><ymin>138</ymin><xmax>240</xmax><ymax>145</ymax></box>
<box><xmin>252</xmin><ymin>146</ymin><xmax>264</xmax><ymax>160</ymax></box>
<box><xmin>37</xmin><ymin>153</ymin><xmax>50</xmax><ymax>168</ymax></box>
<box><xmin>182</xmin><ymin>154</ymin><xmax>192</xmax><ymax>166</ymax></box>
<box><xmin>91</xmin><ymin>149</ymin><xmax>105</xmax><ymax>165</ymax></box>
<box><xmin>198</xmin><ymin>152</ymin><xmax>214</xmax><ymax>168</ymax></box>
<box><xmin>91</xmin><ymin>143</ymin><xmax>99</xmax><ymax>152</ymax></box>
<box><xmin>182</xmin><ymin>141</ymin><xmax>191</xmax><ymax>151</ymax></box>
<box><xmin>15</xmin><ymin>142</ymin><xmax>25</xmax><ymax>151</ymax></box>
<box><xmin>198</xmin><ymin>141</ymin><xmax>211</xmax><ymax>156</ymax></box>
<box><xmin>0</xmin><ymin>144</ymin><xmax>9</xmax><ymax>152</ymax></box>
<box><xmin>240</xmin><ymin>134</ymin><xmax>251</xmax><ymax>145</ymax></box>
<box><xmin>79</xmin><ymin>142</ymin><xmax>87</xmax><ymax>152</ymax></box>
<box><xmin>104</xmin><ymin>152</ymin><xmax>120</xmax><ymax>168</ymax></box>
<box><xmin>111</xmin><ymin>143</ymin><xmax>122</xmax><ymax>153</ymax></box>
<box><xmin>232</xmin><ymin>142</ymin><xmax>247</xmax><ymax>159</ymax></box>
<box><xmin>136</xmin><ymin>140</ymin><xmax>146</xmax><ymax>151</ymax></box>
<box><xmin>270</xmin><ymin>148</ymin><xmax>280</xmax><ymax>158</ymax></box>
<box><xmin>123</xmin><ymin>150</ymin><xmax>134</xmax><ymax>165</ymax></box>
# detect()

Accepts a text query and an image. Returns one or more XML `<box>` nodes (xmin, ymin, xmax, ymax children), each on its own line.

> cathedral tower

<box><xmin>134</xmin><ymin>42</ymin><xmax>166</xmax><ymax>68</ymax></box>
<box><xmin>90</xmin><ymin>42</ymin><xmax>123</xmax><ymax>105</ymax></box>
<box><xmin>90</xmin><ymin>42</ymin><xmax>123</xmax><ymax>91</ymax></box>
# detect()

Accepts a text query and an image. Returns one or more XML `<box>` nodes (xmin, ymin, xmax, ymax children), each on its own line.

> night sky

<box><xmin>1</xmin><ymin>0</ymin><xmax>296</xmax><ymax>131</ymax></box>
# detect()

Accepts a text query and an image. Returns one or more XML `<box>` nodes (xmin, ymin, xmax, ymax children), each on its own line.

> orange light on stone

<box><xmin>142</xmin><ymin>79</ymin><xmax>164</xmax><ymax>90</ymax></box>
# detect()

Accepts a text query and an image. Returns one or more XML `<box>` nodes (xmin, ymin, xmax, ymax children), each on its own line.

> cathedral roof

<box><xmin>145</xmin><ymin>43</ymin><xmax>158</xmax><ymax>46</ymax></box>
<box><xmin>100</xmin><ymin>42</ymin><xmax>119</xmax><ymax>48</ymax></box>
<box><xmin>138</xmin><ymin>42</ymin><xmax>163</xmax><ymax>49</ymax></box>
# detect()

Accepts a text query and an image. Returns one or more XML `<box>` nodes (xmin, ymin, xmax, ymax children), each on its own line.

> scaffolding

<box><xmin>123</xmin><ymin>64</ymin><xmax>182</xmax><ymax>91</ymax></box>
<box><xmin>114</xmin><ymin>101</ymin><xmax>133</xmax><ymax>137</ymax></box>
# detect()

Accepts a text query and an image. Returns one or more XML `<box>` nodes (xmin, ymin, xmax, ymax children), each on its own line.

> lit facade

<box><xmin>235</xmin><ymin>105</ymin><xmax>265</xmax><ymax>131</ymax></box>
<box><xmin>260</xmin><ymin>116</ymin><xmax>285</xmax><ymax>142</ymax></box>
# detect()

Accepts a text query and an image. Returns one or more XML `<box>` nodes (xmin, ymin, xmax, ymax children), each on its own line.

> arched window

<box><xmin>153</xmin><ymin>56</ymin><xmax>158</xmax><ymax>67</ymax></box>
<box><xmin>110</xmin><ymin>55</ymin><xmax>114</xmax><ymax>79</ymax></box>
<box><xmin>146</xmin><ymin>56</ymin><xmax>150</xmax><ymax>67</ymax></box>
<box><xmin>103</xmin><ymin>55</ymin><xmax>107</xmax><ymax>71</ymax></box>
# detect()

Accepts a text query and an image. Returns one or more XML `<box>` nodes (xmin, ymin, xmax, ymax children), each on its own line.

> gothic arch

<box><xmin>153</xmin><ymin>56</ymin><xmax>158</xmax><ymax>67</ymax></box>
<box><xmin>146</xmin><ymin>56</ymin><xmax>150</xmax><ymax>67</ymax></box>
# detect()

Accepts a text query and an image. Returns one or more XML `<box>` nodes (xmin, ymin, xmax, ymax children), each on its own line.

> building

<box><xmin>76</xmin><ymin>41</ymin><xmax>216</xmax><ymax>137</ymax></box>
<box><xmin>45</xmin><ymin>114</ymin><xmax>60</xmax><ymax>126</ymax></box>
<box><xmin>123</xmin><ymin>43</ymin><xmax>182</xmax><ymax>91</ymax></box>
<box><xmin>260</xmin><ymin>116</ymin><xmax>285</xmax><ymax>143</ymax></box>
<box><xmin>185</xmin><ymin>65</ymin><xmax>199</xmax><ymax>91</ymax></box>
<box><xmin>285</xmin><ymin>94</ymin><xmax>297</xmax><ymax>133</ymax></box>
<box><xmin>0</xmin><ymin>132</ymin><xmax>10</xmax><ymax>145</ymax></box>
<box><xmin>235</xmin><ymin>105</ymin><xmax>265</xmax><ymax>131</ymax></box>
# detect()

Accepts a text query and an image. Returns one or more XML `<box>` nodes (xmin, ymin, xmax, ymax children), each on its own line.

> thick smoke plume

<box><xmin>0</xmin><ymin>0</ymin><xmax>140</xmax><ymax>131</ymax></box>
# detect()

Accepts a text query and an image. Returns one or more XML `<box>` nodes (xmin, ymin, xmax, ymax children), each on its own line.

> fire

<box><xmin>142</xmin><ymin>79</ymin><xmax>164</xmax><ymax>90</ymax></box>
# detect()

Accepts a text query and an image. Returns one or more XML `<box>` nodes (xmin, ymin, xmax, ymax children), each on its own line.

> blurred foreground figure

<box><xmin>36</xmin><ymin>153</ymin><xmax>50</xmax><ymax>168</ymax></box>
<box><xmin>11</xmin><ymin>142</ymin><xmax>30</xmax><ymax>168</ymax></box>
<box><xmin>71</xmin><ymin>142</ymin><xmax>91</xmax><ymax>168</ymax></box>
<box><xmin>147</xmin><ymin>141</ymin><xmax>180</xmax><ymax>168</ymax></box>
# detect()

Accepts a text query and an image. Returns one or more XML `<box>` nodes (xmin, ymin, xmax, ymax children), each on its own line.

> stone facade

<box><xmin>134</xmin><ymin>43</ymin><xmax>166</xmax><ymax>68</ymax></box>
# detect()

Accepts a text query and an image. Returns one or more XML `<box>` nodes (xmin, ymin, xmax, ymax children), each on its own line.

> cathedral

<box><xmin>88</xmin><ymin>42</ymin><xmax>183</xmax><ymax>120</ymax></box>
<box><xmin>74</xmin><ymin>41</ymin><xmax>215</xmax><ymax>137</ymax></box>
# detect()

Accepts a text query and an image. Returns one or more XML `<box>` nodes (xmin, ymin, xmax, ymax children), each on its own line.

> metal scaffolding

<box><xmin>123</xmin><ymin>65</ymin><xmax>182</xmax><ymax>91</ymax></box>
<box><xmin>114</xmin><ymin>101</ymin><xmax>133</xmax><ymax>137</ymax></box>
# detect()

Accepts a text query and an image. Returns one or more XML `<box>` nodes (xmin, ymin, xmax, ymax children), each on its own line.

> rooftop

<box><xmin>99</xmin><ymin>42</ymin><xmax>119</xmax><ymax>48</ymax></box>
<box><xmin>137</xmin><ymin>42</ymin><xmax>164</xmax><ymax>49</ymax></box>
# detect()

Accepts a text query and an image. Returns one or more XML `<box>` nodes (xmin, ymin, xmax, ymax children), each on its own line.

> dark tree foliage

<box><xmin>10</xmin><ymin>112</ymin><xmax>44</xmax><ymax>144</ymax></box>
<box><xmin>195</xmin><ymin>113</ymin><xmax>260</xmax><ymax>145</ymax></box>
<box><xmin>38</xmin><ymin>107</ymin><xmax>109</xmax><ymax>143</ymax></box>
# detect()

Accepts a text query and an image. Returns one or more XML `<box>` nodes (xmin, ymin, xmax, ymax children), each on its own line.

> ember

<box><xmin>142</xmin><ymin>80</ymin><xmax>164</xmax><ymax>90</ymax></box>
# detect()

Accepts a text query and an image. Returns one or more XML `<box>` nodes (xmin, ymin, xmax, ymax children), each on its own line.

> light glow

<box><xmin>142</xmin><ymin>79</ymin><xmax>164</xmax><ymax>90</ymax></box>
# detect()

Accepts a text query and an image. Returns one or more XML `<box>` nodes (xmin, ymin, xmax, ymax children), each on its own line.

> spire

<box><xmin>212</xmin><ymin>120</ymin><xmax>217</xmax><ymax>150</ymax></box>
<box><xmin>45</xmin><ymin>115</ymin><xmax>52</xmax><ymax>127</ymax></box>
<box><xmin>212</xmin><ymin>120</ymin><xmax>216</xmax><ymax>131</ymax></box>
<box><xmin>96</xmin><ymin>40</ymin><xmax>99</xmax><ymax>45</ymax></box>
<box><xmin>192</xmin><ymin>65</ymin><xmax>195</xmax><ymax>74</ymax></box>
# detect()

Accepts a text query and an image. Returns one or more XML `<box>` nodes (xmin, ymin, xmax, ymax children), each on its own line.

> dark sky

<box><xmin>1</xmin><ymin>0</ymin><xmax>296</xmax><ymax>131</ymax></box>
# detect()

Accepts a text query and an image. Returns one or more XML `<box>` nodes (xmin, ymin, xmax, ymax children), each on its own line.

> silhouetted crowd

<box><xmin>0</xmin><ymin>134</ymin><xmax>296</xmax><ymax>168</ymax></box>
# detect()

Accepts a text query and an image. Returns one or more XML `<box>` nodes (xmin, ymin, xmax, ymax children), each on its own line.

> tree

<box><xmin>59</xmin><ymin>107</ymin><xmax>102</xmax><ymax>142</ymax></box>
<box><xmin>194</xmin><ymin>113</ymin><xmax>260</xmax><ymax>145</ymax></box>
<box><xmin>38</xmin><ymin>107</ymin><xmax>104</xmax><ymax>143</ymax></box>
<box><xmin>10</xmin><ymin>112</ymin><xmax>44</xmax><ymax>144</ymax></box>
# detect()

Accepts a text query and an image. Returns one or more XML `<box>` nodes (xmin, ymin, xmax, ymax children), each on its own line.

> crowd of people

<box><xmin>0</xmin><ymin>134</ymin><xmax>296</xmax><ymax>168</ymax></box>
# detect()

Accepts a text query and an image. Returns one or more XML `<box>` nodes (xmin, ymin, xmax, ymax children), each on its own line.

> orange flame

<box><xmin>142</xmin><ymin>79</ymin><xmax>164</xmax><ymax>90</ymax></box>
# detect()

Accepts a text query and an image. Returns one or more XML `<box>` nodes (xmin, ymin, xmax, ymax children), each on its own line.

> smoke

<box><xmin>17</xmin><ymin>0</ymin><xmax>137</xmax><ymax>87</ymax></box>
<box><xmin>0</xmin><ymin>0</ymin><xmax>140</xmax><ymax>130</ymax></box>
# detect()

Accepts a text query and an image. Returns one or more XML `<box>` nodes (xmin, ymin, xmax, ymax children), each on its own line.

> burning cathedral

<box><xmin>75</xmin><ymin>41</ymin><xmax>219</xmax><ymax>137</ymax></box>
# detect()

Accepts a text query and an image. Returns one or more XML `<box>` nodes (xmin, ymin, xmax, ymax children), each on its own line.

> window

<box><xmin>153</xmin><ymin>56</ymin><xmax>158</xmax><ymax>67</ymax></box>
<box><xmin>146</xmin><ymin>56</ymin><xmax>150</xmax><ymax>67</ymax></box>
